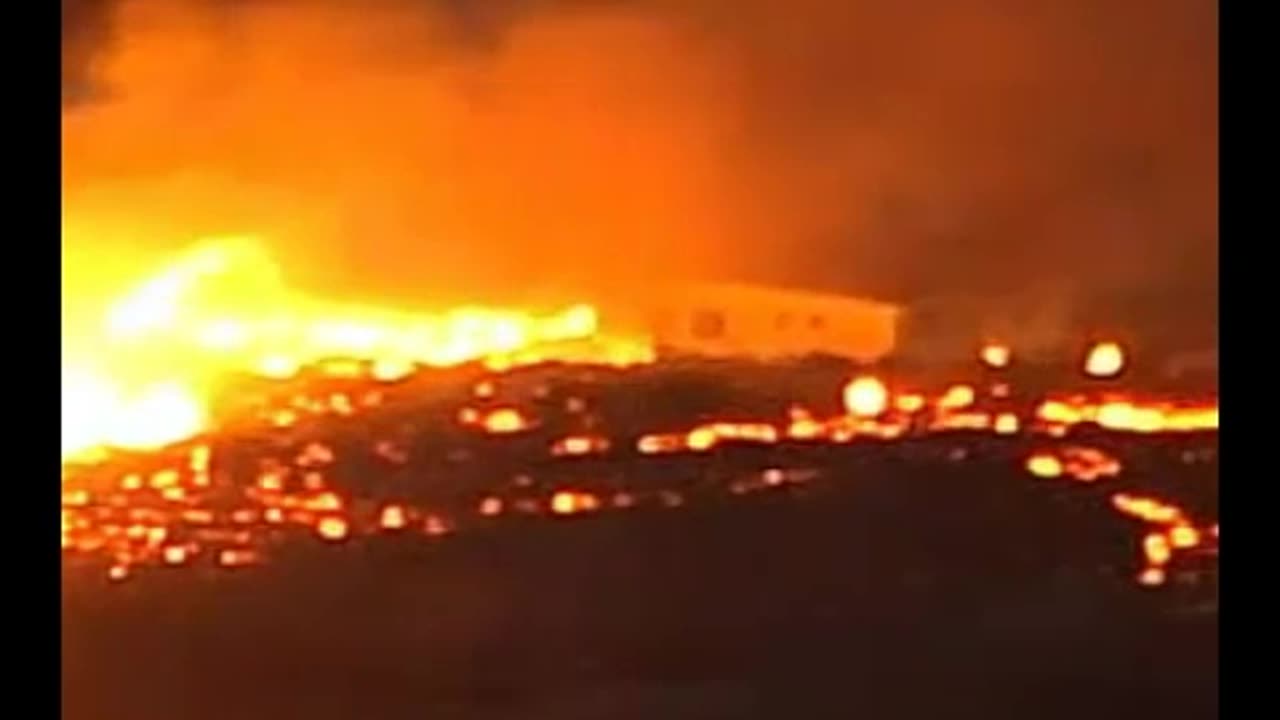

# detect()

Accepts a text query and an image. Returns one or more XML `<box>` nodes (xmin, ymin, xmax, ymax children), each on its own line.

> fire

<box><xmin>1033</xmin><ymin>395</ymin><xmax>1217</xmax><ymax>434</ymax></box>
<box><xmin>979</xmin><ymin>343</ymin><xmax>1011</xmax><ymax>369</ymax></box>
<box><xmin>379</xmin><ymin>505</ymin><xmax>408</xmax><ymax>531</ymax></box>
<box><xmin>1143</xmin><ymin>533</ymin><xmax>1172</xmax><ymax>566</ymax></box>
<box><xmin>843</xmin><ymin>376</ymin><xmax>889</xmax><ymax>418</ymax></box>
<box><xmin>481</xmin><ymin>408</ymin><xmax>532</xmax><ymax>435</ymax></box>
<box><xmin>1025</xmin><ymin>453</ymin><xmax>1064</xmax><ymax>478</ymax></box>
<box><xmin>938</xmin><ymin>384</ymin><xmax>976</xmax><ymax>411</ymax></box>
<box><xmin>61</xmin><ymin>237</ymin><xmax>652</xmax><ymax>461</ymax></box>
<box><xmin>1084</xmin><ymin>341</ymin><xmax>1126</xmax><ymax>378</ymax></box>
<box><xmin>315</xmin><ymin>516</ymin><xmax>349</xmax><ymax>542</ymax></box>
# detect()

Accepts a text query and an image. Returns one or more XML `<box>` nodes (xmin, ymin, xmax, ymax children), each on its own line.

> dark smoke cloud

<box><xmin>62</xmin><ymin>0</ymin><xmax>1217</xmax><ymax>321</ymax></box>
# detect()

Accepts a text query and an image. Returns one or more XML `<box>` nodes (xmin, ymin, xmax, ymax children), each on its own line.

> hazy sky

<box><xmin>62</xmin><ymin>0</ymin><xmax>1217</xmax><ymax>313</ymax></box>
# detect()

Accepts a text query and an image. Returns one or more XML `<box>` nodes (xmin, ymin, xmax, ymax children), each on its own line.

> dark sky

<box><xmin>62</xmin><ymin>0</ymin><xmax>1217</xmax><ymax>316</ymax></box>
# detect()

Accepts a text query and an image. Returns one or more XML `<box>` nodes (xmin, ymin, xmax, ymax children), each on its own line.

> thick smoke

<box><xmin>63</xmin><ymin>0</ymin><xmax>1217</xmax><ymax>321</ymax></box>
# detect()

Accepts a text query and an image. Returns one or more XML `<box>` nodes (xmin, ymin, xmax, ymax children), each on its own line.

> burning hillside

<box><xmin>62</xmin><ymin>237</ymin><xmax>653</xmax><ymax>460</ymax></box>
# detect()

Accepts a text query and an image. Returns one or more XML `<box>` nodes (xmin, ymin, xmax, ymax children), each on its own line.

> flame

<box><xmin>842</xmin><ymin>376</ymin><xmax>889</xmax><ymax>418</ymax></box>
<box><xmin>979</xmin><ymin>343</ymin><xmax>1012</xmax><ymax>369</ymax></box>
<box><xmin>1084</xmin><ymin>341</ymin><xmax>1126</xmax><ymax>378</ymax></box>
<box><xmin>1034</xmin><ymin>395</ymin><xmax>1217</xmax><ymax>433</ymax></box>
<box><xmin>61</xmin><ymin>237</ymin><xmax>652</xmax><ymax>461</ymax></box>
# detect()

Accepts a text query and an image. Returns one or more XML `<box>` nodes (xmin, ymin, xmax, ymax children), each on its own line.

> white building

<box><xmin>638</xmin><ymin>283</ymin><xmax>902</xmax><ymax>362</ymax></box>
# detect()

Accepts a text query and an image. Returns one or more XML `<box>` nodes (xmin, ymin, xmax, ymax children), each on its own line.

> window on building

<box><xmin>809</xmin><ymin>314</ymin><xmax>826</xmax><ymax>331</ymax></box>
<box><xmin>776</xmin><ymin>312</ymin><xmax>793</xmax><ymax>330</ymax></box>
<box><xmin>691</xmin><ymin>309</ymin><xmax>726</xmax><ymax>339</ymax></box>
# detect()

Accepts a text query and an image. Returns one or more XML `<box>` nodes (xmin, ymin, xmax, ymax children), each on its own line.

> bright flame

<box><xmin>1084</xmin><ymin>341</ymin><xmax>1126</xmax><ymax>378</ymax></box>
<box><xmin>979</xmin><ymin>343</ymin><xmax>1011</xmax><ymax>369</ymax></box>
<box><xmin>61</xmin><ymin>237</ymin><xmax>652</xmax><ymax>461</ymax></box>
<box><xmin>843</xmin><ymin>376</ymin><xmax>888</xmax><ymax>418</ymax></box>
<box><xmin>1025</xmin><ymin>452</ymin><xmax>1064</xmax><ymax>478</ymax></box>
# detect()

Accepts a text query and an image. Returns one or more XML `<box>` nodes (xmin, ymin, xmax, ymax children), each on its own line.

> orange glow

<box><xmin>843</xmin><ymin>376</ymin><xmax>889</xmax><ymax>418</ymax></box>
<box><xmin>787</xmin><ymin>417</ymin><xmax>824</xmax><ymax>440</ymax></box>
<box><xmin>162</xmin><ymin>545</ymin><xmax>189</xmax><ymax>566</ymax></box>
<box><xmin>62</xmin><ymin>489</ymin><xmax>90</xmax><ymax>507</ymax></box>
<box><xmin>550</xmin><ymin>491</ymin><xmax>579</xmax><ymax>515</ymax></box>
<box><xmin>1169</xmin><ymin>524</ymin><xmax>1201</xmax><ymax>549</ymax></box>
<box><xmin>1036</xmin><ymin>400</ymin><xmax>1082</xmax><ymax>425</ymax></box>
<box><xmin>1035</xmin><ymin>395</ymin><xmax>1217</xmax><ymax>434</ymax></box>
<box><xmin>379</xmin><ymin>504</ymin><xmax>408</xmax><ymax>530</ymax></box>
<box><xmin>637</xmin><ymin>433</ymin><xmax>685</xmax><ymax>455</ymax></box>
<box><xmin>257</xmin><ymin>471</ymin><xmax>285</xmax><ymax>492</ymax></box>
<box><xmin>686</xmin><ymin>426</ymin><xmax>719</xmax><ymax>451</ymax></box>
<box><xmin>1143</xmin><ymin>533</ymin><xmax>1172</xmax><ymax>566</ymax></box>
<box><xmin>316</xmin><ymin>516</ymin><xmax>349</xmax><ymax>542</ymax></box>
<box><xmin>302</xmin><ymin>491</ymin><xmax>344</xmax><ymax>512</ymax></box>
<box><xmin>1060</xmin><ymin>446</ymin><xmax>1122</xmax><ymax>482</ymax></box>
<box><xmin>1137</xmin><ymin>567</ymin><xmax>1167</xmax><ymax>587</ymax></box>
<box><xmin>938</xmin><ymin>384</ymin><xmax>976</xmax><ymax>411</ymax></box>
<box><xmin>479</xmin><ymin>497</ymin><xmax>504</xmax><ymax>517</ymax></box>
<box><xmin>1111</xmin><ymin>493</ymin><xmax>1186</xmax><ymax>525</ymax></box>
<box><xmin>107</xmin><ymin>564</ymin><xmax>131</xmax><ymax>582</ymax></box>
<box><xmin>551</xmin><ymin>435</ymin><xmax>610</xmax><ymax>457</ymax></box>
<box><xmin>423</xmin><ymin>515</ymin><xmax>451</xmax><ymax>536</ymax></box>
<box><xmin>1084</xmin><ymin>341</ymin><xmax>1126</xmax><ymax>378</ymax></box>
<box><xmin>930</xmin><ymin>411</ymin><xmax>990</xmax><ymax>432</ymax></box>
<box><xmin>994</xmin><ymin>413</ymin><xmax>1020</xmax><ymax>435</ymax></box>
<box><xmin>894</xmin><ymin>393</ymin><xmax>926</xmax><ymax>414</ymax></box>
<box><xmin>979</xmin><ymin>343</ymin><xmax>1012</xmax><ymax>369</ymax></box>
<box><xmin>217</xmin><ymin>548</ymin><xmax>259</xmax><ymax>568</ymax></box>
<box><xmin>481</xmin><ymin>408</ymin><xmax>531</xmax><ymax>434</ymax></box>
<box><xmin>61</xmin><ymin>239</ymin><xmax>652</xmax><ymax>462</ymax></box>
<box><xmin>1026</xmin><ymin>453</ymin><xmax>1064</xmax><ymax>478</ymax></box>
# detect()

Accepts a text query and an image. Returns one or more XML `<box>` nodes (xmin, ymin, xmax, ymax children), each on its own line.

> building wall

<box><xmin>644</xmin><ymin>283</ymin><xmax>901</xmax><ymax>362</ymax></box>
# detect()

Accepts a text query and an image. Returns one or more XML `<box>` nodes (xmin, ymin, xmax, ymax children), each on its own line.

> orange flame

<box><xmin>61</xmin><ymin>238</ymin><xmax>653</xmax><ymax>461</ymax></box>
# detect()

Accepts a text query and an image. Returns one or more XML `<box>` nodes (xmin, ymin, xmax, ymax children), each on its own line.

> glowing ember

<box><xmin>994</xmin><ymin>413</ymin><xmax>1020</xmax><ymax>435</ymax></box>
<box><xmin>162</xmin><ymin>545</ymin><xmax>189</xmax><ymax>566</ymax></box>
<box><xmin>1169</xmin><ymin>524</ymin><xmax>1201</xmax><ymax>549</ymax></box>
<box><xmin>979</xmin><ymin>343</ymin><xmax>1012</xmax><ymax>369</ymax></box>
<box><xmin>481</xmin><ymin>408</ymin><xmax>531</xmax><ymax>435</ymax></box>
<box><xmin>938</xmin><ymin>384</ymin><xmax>976</xmax><ymax>411</ymax></box>
<box><xmin>379</xmin><ymin>505</ymin><xmax>408</xmax><ymax>531</ymax></box>
<box><xmin>217</xmin><ymin>549</ymin><xmax>259</xmax><ymax>568</ymax></box>
<box><xmin>1025</xmin><ymin>453</ymin><xmax>1064</xmax><ymax>478</ymax></box>
<box><xmin>316</xmin><ymin>516</ymin><xmax>349</xmax><ymax>542</ymax></box>
<box><xmin>1143</xmin><ymin>533</ymin><xmax>1172</xmax><ymax>566</ymax></box>
<box><xmin>843</xmin><ymin>376</ymin><xmax>889</xmax><ymax>418</ymax></box>
<box><xmin>551</xmin><ymin>435</ymin><xmax>610</xmax><ymax>457</ymax></box>
<box><xmin>1084</xmin><ymin>341</ymin><xmax>1126</xmax><ymax>378</ymax></box>
<box><xmin>686</xmin><ymin>427</ymin><xmax>720</xmax><ymax>452</ymax></box>
<box><xmin>1137</xmin><ymin>567</ymin><xmax>1167</xmax><ymax>587</ymax></box>
<box><xmin>894</xmin><ymin>394</ymin><xmax>925</xmax><ymax>414</ymax></box>
<box><xmin>550</xmin><ymin>491</ymin><xmax>580</xmax><ymax>515</ymax></box>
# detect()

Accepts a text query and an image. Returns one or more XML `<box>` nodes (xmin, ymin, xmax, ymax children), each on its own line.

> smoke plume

<box><xmin>62</xmin><ymin>0</ymin><xmax>1217</xmax><ymax>319</ymax></box>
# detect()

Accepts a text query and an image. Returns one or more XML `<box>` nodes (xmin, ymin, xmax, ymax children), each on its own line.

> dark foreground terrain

<box><xmin>62</xmin><ymin>360</ymin><xmax>1218</xmax><ymax>719</ymax></box>
<box><xmin>63</xmin><ymin>458</ymin><xmax>1217</xmax><ymax>720</ymax></box>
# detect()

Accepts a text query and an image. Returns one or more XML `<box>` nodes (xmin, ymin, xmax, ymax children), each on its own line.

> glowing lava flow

<box><xmin>61</xmin><ymin>237</ymin><xmax>653</xmax><ymax>462</ymax></box>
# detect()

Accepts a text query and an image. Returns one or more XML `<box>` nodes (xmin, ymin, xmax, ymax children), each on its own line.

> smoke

<box><xmin>62</xmin><ymin>0</ymin><xmax>1217</xmax><ymax>315</ymax></box>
